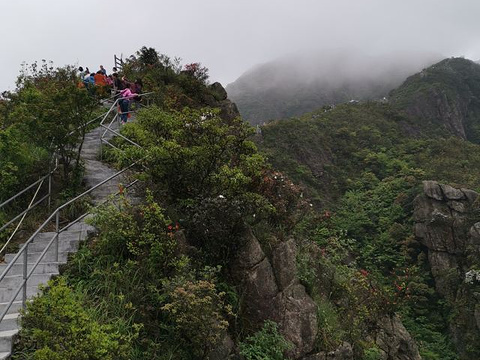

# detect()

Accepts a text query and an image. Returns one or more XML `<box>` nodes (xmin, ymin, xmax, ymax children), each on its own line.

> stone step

<box><xmin>0</xmin><ymin>263</ymin><xmax>59</xmax><ymax>277</ymax></box>
<box><xmin>33</xmin><ymin>230</ymin><xmax>86</xmax><ymax>243</ymax></box>
<box><xmin>0</xmin><ymin>351</ymin><xmax>10</xmax><ymax>359</ymax></box>
<box><xmin>0</xmin><ymin>329</ymin><xmax>18</xmax><ymax>353</ymax></box>
<box><xmin>4</xmin><ymin>251</ymin><xmax>69</xmax><ymax>265</ymax></box>
<box><xmin>0</xmin><ymin>302</ymin><xmax>23</xmax><ymax>316</ymax></box>
<box><xmin>0</xmin><ymin>273</ymin><xmax>57</xmax><ymax>289</ymax></box>
<box><xmin>0</xmin><ymin>314</ymin><xmax>19</xmax><ymax>332</ymax></box>
<box><xmin>0</xmin><ymin>286</ymin><xmax>42</xmax><ymax>303</ymax></box>
<box><xmin>65</xmin><ymin>221</ymin><xmax>95</xmax><ymax>233</ymax></box>
<box><xmin>28</xmin><ymin>239</ymin><xmax>79</xmax><ymax>253</ymax></box>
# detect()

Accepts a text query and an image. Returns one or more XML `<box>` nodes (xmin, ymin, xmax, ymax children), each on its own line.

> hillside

<box><xmin>390</xmin><ymin>57</ymin><xmax>480</xmax><ymax>143</ymax></box>
<box><xmin>227</xmin><ymin>51</ymin><xmax>440</xmax><ymax>125</ymax></box>
<box><xmin>256</xmin><ymin>59</ymin><xmax>480</xmax><ymax>359</ymax></box>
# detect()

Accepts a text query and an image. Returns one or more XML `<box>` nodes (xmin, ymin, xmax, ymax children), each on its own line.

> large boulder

<box><xmin>374</xmin><ymin>316</ymin><xmax>421</xmax><ymax>360</ymax></box>
<box><xmin>272</xmin><ymin>239</ymin><xmax>298</xmax><ymax>290</ymax></box>
<box><xmin>209</xmin><ymin>82</ymin><xmax>228</xmax><ymax>101</ymax></box>
<box><xmin>201</xmin><ymin>82</ymin><xmax>241</xmax><ymax>121</ymax></box>
<box><xmin>413</xmin><ymin>181</ymin><xmax>480</xmax><ymax>358</ymax></box>
<box><xmin>208</xmin><ymin>334</ymin><xmax>235</xmax><ymax>360</ymax></box>
<box><xmin>232</xmin><ymin>230</ymin><xmax>318</xmax><ymax>358</ymax></box>
<box><xmin>271</xmin><ymin>239</ymin><xmax>318</xmax><ymax>358</ymax></box>
<box><xmin>303</xmin><ymin>342</ymin><xmax>354</xmax><ymax>360</ymax></box>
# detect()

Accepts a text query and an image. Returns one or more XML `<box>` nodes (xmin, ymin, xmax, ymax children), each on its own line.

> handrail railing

<box><xmin>0</xmin><ymin>110</ymin><xmax>111</xmax><ymax>241</ymax></box>
<box><xmin>0</xmin><ymin>179</ymin><xmax>45</xmax><ymax>256</ymax></box>
<box><xmin>0</xmin><ymin>92</ymin><xmax>152</xmax><ymax>324</ymax></box>
<box><xmin>0</xmin><ymin>158</ymin><xmax>57</xmax><ymax>210</ymax></box>
<box><xmin>0</xmin><ymin>162</ymin><xmax>139</xmax><ymax>323</ymax></box>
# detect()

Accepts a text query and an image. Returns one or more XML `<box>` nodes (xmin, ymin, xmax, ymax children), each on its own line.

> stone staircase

<box><xmin>0</xmin><ymin>117</ymin><xmax>129</xmax><ymax>359</ymax></box>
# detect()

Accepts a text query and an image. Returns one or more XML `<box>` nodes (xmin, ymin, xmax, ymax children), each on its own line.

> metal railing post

<box><xmin>23</xmin><ymin>245</ymin><xmax>28</xmax><ymax>308</ymax></box>
<box><xmin>55</xmin><ymin>211</ymin><xmax>59</xmax><ymax>262</ymax></box>
<box><xmin>48</xmin><ymin>172</ymin><xmax>52</xmax><ymax>211</ymax></box>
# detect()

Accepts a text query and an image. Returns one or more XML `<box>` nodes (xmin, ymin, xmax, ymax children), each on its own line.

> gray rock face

<box><xmin>201</xmin><ymin>82</ymin><xmax>240</xmax><ymax>121</ymax></box>
<box><xmin>303</xmin><ymin>342</ymin><xmax>353</xmax><ymax>360</ymax></box>
<box><xmin>440</xmin><ymin>184</ymin><xmax>466</xmax><ymax>200</ymax></box>
<box><xmin>414</xmin><ymin>181</ymin><xmax>480</xmax><ymax>358</ymax></box>
<box><xmin>272</xmin><ymin>239</ymin><xmax>298</xmax><ymax>290</ymax></box>
<box><xmin>399</xmin><ymin>85</ymin><xmax>468</xmax><ymax>139</ymax></box>
<box><xmin>219</xmin><ymin>100</ymin><xmax>241</xmax><ymax>121</ymax></box>
<box><xmin>375</xmin><ymin>316</ymin><xmax>421</xmax><ymax>360</ymax></box>
<box><xmin>209</xmin><ymin>82</ymin><xmax>228</xmax><ymax>101</ymax></box>
<box><xmin>232</xmin><ymin>231</ymin><xmax>318</xmax><ymax>359</ymax></box>
<box><xmin>423</xmin><ymin>180</ymin><xmax>444</xmax><ymax>201</ymax></box>
<box><xmin>208</xmin><ymin>334</ymin><xmax>234</xmax><ymax>360</ymax></box>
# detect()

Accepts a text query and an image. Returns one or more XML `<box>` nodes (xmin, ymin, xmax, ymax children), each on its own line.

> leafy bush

<box><xmin>239</xmin><ymin>320</ymin><xmax>292</xmax><ymax>360</ymax></box>
<box><xmin>362</xmin><ymin>345</ymin><xmax>383</xmax><ymax>360</ymax></box>
<box><xmin>316</xmin><ymin>297</ymin><xmax>345</xmax><ymax>350</ymax></box>
<box><xmin>162</xmin><ymin>279</ymin><xmax>232</xmax><ymax>358</ymax></box>
<box><xmin>12</xmin><ymin>278</ymin><xmax>132</xmax><ymax>360</ymax></box>
<box><xmin>114</xmin><ymin>106</ymin><xmax>301</xmax><ymax>263</ymax></box>
<box><xmin>4</xmin><ymin>61</ymin><xmax>98</xmax><ymax>184</ymax></box>
<box><xmin>0</xmin><ymin>126</ymin><xmax>49</xmax><ymax>201</ymax></box>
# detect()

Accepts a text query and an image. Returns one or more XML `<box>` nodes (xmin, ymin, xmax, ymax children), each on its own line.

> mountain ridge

<box><xmin>227</xmin><ymin>50</ymin><xmax>442</xmax><ymax>125</ymax></box>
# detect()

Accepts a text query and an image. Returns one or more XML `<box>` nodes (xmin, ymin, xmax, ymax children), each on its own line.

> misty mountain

<box><xmin>390</xmin><ymin>57</ymin><xmax>480</xmax><ymax>143</ymax></box>
<box><xmin>227</xmin><ymin>50</ymin><xmax>441</xmax><ymax>125</ymax></box>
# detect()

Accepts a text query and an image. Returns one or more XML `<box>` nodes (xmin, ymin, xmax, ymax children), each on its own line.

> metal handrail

<box><xmin>0</xmin><ymin>92</ymin><xmax>153</xmax><ymax>323</ymax></box>
<box><xmin>0</xmin><ymin>160</ymin><xmax>56</xmax><ymax>210</ymax></box>
<box><xmin>0</xmin><ymin>162</ymin><xmax>139</xmax><ymax>323</ymax></box>
<box><xmin>0</xmin><ymin>194</ymin><xmax>50</xmax><ymax>234</ymax></box>
<box><xmin>0</xmin><ymin>111</ymin><xmax>106</xmax><ymax>208</ymax></box>
<box><xmin>0</xmin><ymin>179</ymin><xmax>45</xmax><ymax>255</ymax></box>
<box><xmin>0</xmin><ymin>110</ymin><xmax>112</xmax><ymax>240</ymax></box>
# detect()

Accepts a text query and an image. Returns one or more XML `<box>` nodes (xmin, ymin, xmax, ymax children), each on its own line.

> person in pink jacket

<box><xmin>119</xmin><ymin>87</ymin><xmax>138</xmax><ymax>123</ymax></box>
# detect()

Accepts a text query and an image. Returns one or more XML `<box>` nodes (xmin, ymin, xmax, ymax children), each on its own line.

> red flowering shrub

<box><xmin>255</xmin><ymin>169</ymin><xmax>303</xmax><ymax>228</ymax></box>
<box><xmin>183</xmin><ymin>63</ymin><xmax>209</xmax><ymax>83</ymax></box>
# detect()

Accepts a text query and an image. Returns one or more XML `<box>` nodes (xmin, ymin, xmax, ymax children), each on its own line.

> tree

<box><xmin>5</xmin><ymin>61</ymin><xmax>98</xmax><ymax>185</ymax></box>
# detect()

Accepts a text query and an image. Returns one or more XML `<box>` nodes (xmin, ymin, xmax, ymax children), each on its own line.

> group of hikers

<box><xmin>78</xmin><ymin>65</ymin><xmax>143</xmax><ymax>123</ymax></box>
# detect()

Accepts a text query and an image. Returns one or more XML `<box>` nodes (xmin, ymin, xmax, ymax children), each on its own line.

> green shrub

<box><xmin>162</xmin><ymin>279</ymin><xmax>233</xmax><ymax>358</ymax></box>
<box><xmin>12</xmin><ymin>278</ymin><xmax>132</xmax><ymax>360</ymax></box>
<box><xmin>239</xmin><ymin>320</ymin><xmax>292</xmax><ymax>360</ymax></box>
<box><xmin>316</xmin><ymin>297</ymin><xmax>345</xmax><ymax>351</ymax></box>
<box><xmin>362</xmin><ymin>344</ymin><xmax>383</xmax><ymax>360</ymax></box>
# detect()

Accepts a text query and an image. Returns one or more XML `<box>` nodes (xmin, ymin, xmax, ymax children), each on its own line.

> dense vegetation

<box><xmin>259</xmin><ymin>90</ymin><xmax>480</xmax><ymax>357</ymax></box>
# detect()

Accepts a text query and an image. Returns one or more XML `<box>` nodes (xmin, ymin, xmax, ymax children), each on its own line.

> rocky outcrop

<box><xmin>208</xmin><ymin>334</ymin><xmax>235</xmax><ymax>360</ymax></box>
<box><xmin>374</xmin><ymin>316</ymin><xmax>421</xmax><ymax>360</ymax></box>
<box><xmin>399</xmin><ymin>86</ymin><xmax>468</xmax><ymax>139</ymax></box>
<box><xmin>209</xmin><ymin>82</ymin><xmax>228</xmax><ymax>101</ymax></box>
<box><xmin>390</xmin><ymin>57</ymin><xmax>480</xmax><ymax>143</ymax></box>
<box><xmin>414</xmin><ymin>181</ymin><xmax>480</xmax><ymax>358</ymax></box>
<box><xmin>202</xmin><ymin>82</ymin><xmax>241</xmax><ymax>121</ymax></box>
<box><xmin>232</xmin><ymin>228</ymin><xmax>318</xmax><ymax>359</ymax></box>
<box><xmin>303</xmin><ymin>342</ymin><xmax>354</xmax><ymax>360</ymax></box>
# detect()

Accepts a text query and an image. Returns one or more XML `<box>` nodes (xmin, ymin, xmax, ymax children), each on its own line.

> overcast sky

<box><xmin>1</xmin><ymin>0</ymin><xmax>480</xmax><ymax>92</ymax></box>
